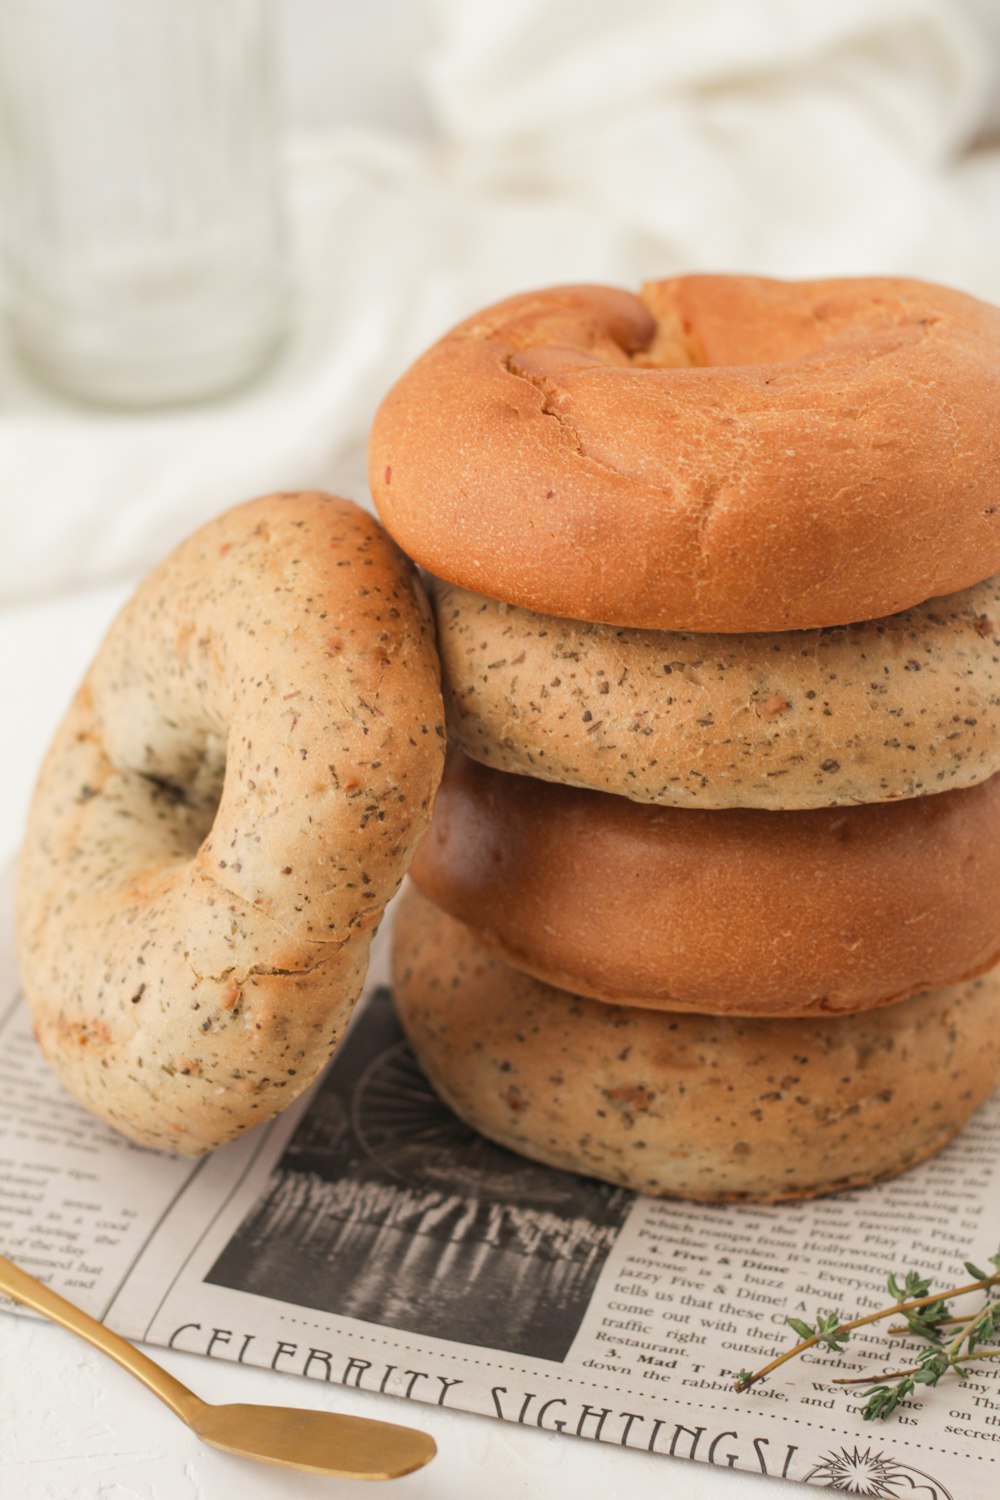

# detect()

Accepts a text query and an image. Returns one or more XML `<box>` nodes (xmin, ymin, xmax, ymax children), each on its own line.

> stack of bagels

<box><xmin>370</xmin><ymin>274</ymin><xmax>1000</xmax><ymax>1203</ymax></box>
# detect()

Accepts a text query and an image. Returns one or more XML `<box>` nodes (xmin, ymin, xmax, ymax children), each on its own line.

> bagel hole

<box><xmin>135</xmin><ymin>732</ymin><xmax>226</xmax><ymax>859</ymax></box>
<box><xmin>142</xmin><ymin>774</ymin><xmax>217</xmax><ymax>856</ymax></box>
<box><xmin>631</xmin><ymin>310</ymin><xmax>702</xmax><ymax>369</ymax></box>
<box><xmin>634</xmin><ymin>282</ymin><xmax>870</xmax><ymax>368</ymax></box>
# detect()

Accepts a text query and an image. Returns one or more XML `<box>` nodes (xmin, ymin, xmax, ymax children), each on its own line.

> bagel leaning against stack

<box><xmin>370</xmin><ymin>272</ymin><xmax>1000</xmax><ymax>1202</ymax></box>
<box><xmin>16</xmin><ymin>493</ymin><xmax>444</xmax><ymax>1154</ymax></box>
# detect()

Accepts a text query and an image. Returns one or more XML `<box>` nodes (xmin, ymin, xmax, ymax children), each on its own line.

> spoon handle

<box><xmin>0</xmin><ymin>1252</ymin><xmax>199</xmax><ymax>1422</ymax></box>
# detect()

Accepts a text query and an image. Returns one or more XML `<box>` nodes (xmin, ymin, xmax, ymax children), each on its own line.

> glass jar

<box><xmin>0</xmin><ymin>0</ymin><xmax>289</xmax><ymax>406</ymax></box>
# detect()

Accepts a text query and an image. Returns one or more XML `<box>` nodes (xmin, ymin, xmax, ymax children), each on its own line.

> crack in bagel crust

<box><xmin>370</xmin><ymin>275</ymin><xmax>1000</xmax><ymax>633</ymax></box>
<box><xmin>16</xmin><ymin>493</ymin><xmax>444</xmax><ymax>1154</ymax></box>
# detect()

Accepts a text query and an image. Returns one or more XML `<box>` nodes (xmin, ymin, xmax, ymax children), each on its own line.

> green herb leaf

<box><xmin>815</xmin><ymin>1312</ymin><xmax>849</xmax><ymax>1351</ymax></box>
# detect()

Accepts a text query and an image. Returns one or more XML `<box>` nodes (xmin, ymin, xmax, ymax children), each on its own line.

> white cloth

<box><xmin>1</xmin><ymin>0</ymin><xmax>998</xmax><ymax>606</ymax></box>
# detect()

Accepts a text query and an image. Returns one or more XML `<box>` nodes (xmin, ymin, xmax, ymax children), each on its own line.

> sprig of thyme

<box><xmin>734</xmin><ymin>1250</ymin><xmax>1000</xmax><ymax>1420</ymax></box>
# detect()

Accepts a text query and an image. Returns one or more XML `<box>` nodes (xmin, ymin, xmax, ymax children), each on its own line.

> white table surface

<box><xmin>0</xmin><ymin>584</ymin><xmax>779</xmax><ymax>1500</ymax></box>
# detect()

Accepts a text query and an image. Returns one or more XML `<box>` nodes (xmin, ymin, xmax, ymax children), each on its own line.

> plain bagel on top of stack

<box><xmin>370</xmin><ymin>273</ymin><xmax>1000</xmax><ymax>1203</ymax></box>
<box><xmin>371</xmin><ymin>275</ymin><xmax>1000</xmax><ymax>632</ymax></box>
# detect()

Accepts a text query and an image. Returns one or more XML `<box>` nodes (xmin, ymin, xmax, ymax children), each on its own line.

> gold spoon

<box><xmin>0</xmin><ymin>1251</ymin><xmax>436</xmax><ymax>1479</ymax></box>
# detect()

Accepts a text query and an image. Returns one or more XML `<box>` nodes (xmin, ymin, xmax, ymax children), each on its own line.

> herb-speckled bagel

<box><xmin>16</xmin><ymin>493</ymin><xmax>444</xmax><ymax>1154</ymax></box>
<box><xmin>370</xmin><ymin>275</ymin><xmax>1000</xmax><ymax>633</ymax></box>
<box><xmin>434</xmin><ymin>575</ymin><xmax>1000</xmax><ymax>810</ymax></box>
<box><xmin>392</xmin><ymin>887</ymin><xmax>1000</xmax><ymax>1202</ymax></box>
<box><xmin>410</xmin><ymin>754</ymin><xmax>1000</xmax><ymax>1017</ymax></box>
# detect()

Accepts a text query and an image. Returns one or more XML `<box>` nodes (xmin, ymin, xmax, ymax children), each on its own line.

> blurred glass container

<box><xmin>0</xmin><ymin>0</ymin><xmax>288</xmax><ymax>406</ymax></box>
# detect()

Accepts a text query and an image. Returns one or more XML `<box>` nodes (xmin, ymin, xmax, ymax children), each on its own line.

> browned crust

<box><xmin>410</xmin><ymin>753</ymin><xmax>1000</xmax><ymax>1016</ymax></box>
<box><xmin>16</xmin><ymin>494</ymin><xmax>445</xmax><ymax>1154</ymax></box>
<box><xmin>370</xmin><ymin>275</ymin><xmax>1000</xmax><ymax>633</ymax></box>
<box><xmin>392</xmin><ymin>887</ymin><xmax>1000</xmax><ymax>1202</ymax></box>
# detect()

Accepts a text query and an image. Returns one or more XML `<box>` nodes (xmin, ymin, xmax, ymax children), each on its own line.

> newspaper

<box><xmin>1</xmin><ymin>874</ymin><xmax>998</xmax><ymax>1499</ymax></box>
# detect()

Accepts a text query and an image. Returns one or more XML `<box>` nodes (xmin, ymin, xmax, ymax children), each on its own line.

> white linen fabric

<box><xmin>0</xmin><ymin>0</ymin><xmax>998</xmax><ymax>605</ymax></box>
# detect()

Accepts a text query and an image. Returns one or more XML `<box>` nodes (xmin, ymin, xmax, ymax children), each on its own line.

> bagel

<box><xmin>410</xmin><ymin>754</ymin><xmax>1000</xmax><ymax>1016</ymax></box>
<box><xmin>434</xmin><ymin>575</ymin><xmax>1000</xmax><ymax>810</ymax></box>
<box><xmin>370</xmin><ymin>275</ymin><xmax>1000</xmax><ymax>633</ymax></box>
<box><xmin>16</xmin><ymin>494</ymin><xmax>444</xmax><ymax>1154</ymax></box>
<box><xmin>393</xmin><ymin>888</ymin><xmax>1000</xmax><ymax>1202</ymax></box>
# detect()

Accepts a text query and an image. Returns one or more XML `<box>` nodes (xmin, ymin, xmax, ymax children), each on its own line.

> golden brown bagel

<box><xmin>393</xmin><ymin>888</ymin><xmax>1000</xmax><ymax>1202</ymax></box>
<box><xmin>433</xmin><ymin>574</ymin><xmax>1000</xmax><ymax>810</ymax></box>
<box><xmin>16</xmin><ymin>494</ymin><xmax>444</xmax><ymax>1154</ymax></box>
<box><xmin>370</xmin><ymin>275</ymin><xmax>1000</xmax><ymax>632</ymax></box>
<box><xmin>410</xmin><ymin>754</ymin><xmax>1000</xmax><ymax>1016</ymax></box>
